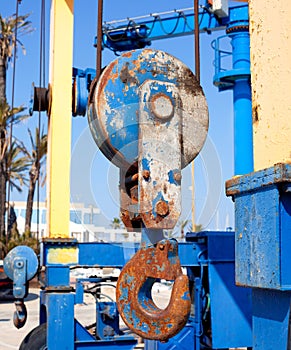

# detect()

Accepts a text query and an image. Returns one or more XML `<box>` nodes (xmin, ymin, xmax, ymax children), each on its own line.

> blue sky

<box><xmin>1</xmin><ymin>0</ymin><xmax>239</xmax><ymax>231</ymax></box>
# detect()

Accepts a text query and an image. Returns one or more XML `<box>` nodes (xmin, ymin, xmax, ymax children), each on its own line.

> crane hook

<box><xmin>13</xmin><ymin>300</ymin><xmax>27</xmax><ymax>329</ymax></box>
<box><xmin>116</xmin><ymin>239</ymin><xmax>191</xmax><ymax>341</ymax></box>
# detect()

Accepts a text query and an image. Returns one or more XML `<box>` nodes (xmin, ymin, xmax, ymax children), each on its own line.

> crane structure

<box><xmin>3</xmin><ymin>1</ymin><xmax>291</xmax><ymax>350</ymax></box>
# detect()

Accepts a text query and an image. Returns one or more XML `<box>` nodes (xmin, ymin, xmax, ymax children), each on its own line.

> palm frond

<box><xmin>0</xmin><ymin>13</ymin><xmax>34</xmax><ymax>61</ymax></box>
<box><xmin>0</xmin><ymin>99</ymin><xmax>29</xmax><ymax>129</ymax></box>
<box><xmin>6</xmin><ymin>140</ymin><xmax>29</xmax><ymax>191</ymax></box>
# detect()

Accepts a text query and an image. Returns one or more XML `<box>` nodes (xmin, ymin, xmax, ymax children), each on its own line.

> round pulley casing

<box><xmin>4</xmin><ymin>245</ymin><xmax>39</xmax><ymax>281</ymax></box>
<box><xmin>88</xmin><ymin>49</ymin><xmax>208</xmax><ymax>168</ymax></box>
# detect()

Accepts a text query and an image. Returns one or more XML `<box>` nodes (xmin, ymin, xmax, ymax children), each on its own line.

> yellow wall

<box><xmin>249</xmin><ymin>1</ymin><xmax>291</xmax><ymax>170</ymax></box>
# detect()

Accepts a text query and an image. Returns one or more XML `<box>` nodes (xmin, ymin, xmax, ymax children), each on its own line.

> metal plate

<box><xmin>138</xmin><ymin>80</ymin><xmax>181</xmax><ymax>228</ymax></box>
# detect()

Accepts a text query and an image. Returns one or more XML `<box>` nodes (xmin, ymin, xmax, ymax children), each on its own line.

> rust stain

<box><xmin>155</xmin><ymin>200</ymin><xmax>169</xmax><ymax>217</ymax></box>
<box><xmin>122</xmin><ymin>51</ymin><xmax>133</xmax><ymax>58</ymax></box>
<box><xmin>98</xmin><ymin>60</ymin><xmax>118</xmax><ymax>93</ymax></box>
<box><xmin>116</xmin><ymin>240</ymin><xmax>191</xmax><ymax>341</ymax></box>
<box><xmin>120</xmin><ymin>62</ymin><xmax>139</xmax><ymax>85</ymax></box>
<box><xmin>142</xmin><ymin>170</ymin><xmax>150</xmax><ymax>180</ymax></box>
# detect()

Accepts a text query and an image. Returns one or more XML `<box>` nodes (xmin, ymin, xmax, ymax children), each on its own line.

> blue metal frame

<box><xmin>5</xmin><ymin>234</ymin><xmax>253</xmax><ymax>348</ymax></box>
<box><xmin>101</xmin><ymin>5</ymin><xmax>247</xmax><ymax>53</ymax></box>
<box><xmin>226</xmin><ymin>163</ymin><xmax>291</xmax><ymax>349</ymax></box>
<box><xmin>39</xmin><ymin>239</ymin><xmax>139</xmax><ymax>349</ymax></box>
<box><xmin>143</xmin><ymin>231</ymin><xmax>252</xmax><ymax>349</ymax></box>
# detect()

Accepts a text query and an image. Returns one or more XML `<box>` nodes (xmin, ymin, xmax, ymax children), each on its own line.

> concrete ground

<box><xmin>0</xmin><ymin>285</ymin><xmax>246</xmax><ymax>350</ymax></box>
<box><xmin>0</xmin><ymin>286</ymin><xmax>145</xmax><ymax>350</ymax></box>
<box><xmin>0</xmin><ymin>289</ymin><xmax>40</xmax><ymax>349</ymax></box>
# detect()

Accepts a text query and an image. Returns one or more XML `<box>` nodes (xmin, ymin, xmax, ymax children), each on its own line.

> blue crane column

<box><xmin>213</xmin><ymin>5</ymin><xmax>253</xmax><ymax>175</ymax></box>
<box><xmin>231</xmin><ymin>30</ymin><xmax>253</xmax><ymax>175</ymax></box>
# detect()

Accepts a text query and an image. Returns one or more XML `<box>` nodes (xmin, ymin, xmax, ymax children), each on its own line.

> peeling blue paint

<box><xmin>156</xmin><ymin>263</ymin><xmax>166</xmax><ymax>272</ymax></box>
<box><xmin>141</xmin><ymin>158</ymin><xmax>150</xmax><ymax>171</ymax></box>
<box><xmin>141</xmin><ymin>323</ymin><xmax>149</xmax><ymax>333</ymax></box>
<box><xmin>124</xmin><ymin>273</ymin><xmax>134</xmax><ymax>284</ymax></box>
<box><xmin>118</xmin><ymin>285</ymin><xmax>129</xmax><ymax>301</ymax></box>
<box><xmin>181</xmin><ymin>291</ymin><xmax>191</xmax><ymax>301</ymax></box>
<box><xmin>168</xmin><ymin>169</ymin><xmax>175</xmax><ymax>184</ymax></box>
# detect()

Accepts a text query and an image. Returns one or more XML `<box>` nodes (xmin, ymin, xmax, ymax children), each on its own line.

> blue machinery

<box><xmin>4</xmin><ymin>1</ymin><xmax>291</xmax><ymax>349</ymax></box>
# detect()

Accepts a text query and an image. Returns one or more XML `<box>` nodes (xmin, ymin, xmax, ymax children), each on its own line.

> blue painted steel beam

<box><xmin>41</xmin><ymin>240</ymin><xmax>223</xmax><ymax>268</ymax></box>
<box><xmin>41</xmin><ymin>232</ymin><xmax>243</xmax><ymax>268</ymax></box>
<box><xmin>102</xmin><ymin>5</ymin><xmax>248</xmax><ymax>52</ymax></box>
<box><xmin>46</xmin><ymin>293</ymin><xmax>75</xmax><ymax>350</ymax></box>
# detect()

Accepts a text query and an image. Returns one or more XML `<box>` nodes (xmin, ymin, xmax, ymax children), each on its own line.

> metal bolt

<box><xmin>142</xmin><ymin>170</ymin><xmax>150</xmax><ymax>180</ymax></box>
<box><xmin>151</xmin><ymin>93</ymin><xmax>174</xmax><ymax>121</ymax></box>
<box><xmin>173</xmin><ymin>171</ymin><xmax>182</xmax><ymax>183</ymax></box>
<box><xmin>103</xmin><ymin>325</ymin><xmax>115</xmax><ymax>337</ymax></box>
<box><xmin>15</xmin><ymin>260</ymin><xmax>24</xmax><ymax>269</ymax></box>
<box><xmin>155</xmin><ymin>200</ymin><xmax>169</xmax><ymax>217</ymax></box>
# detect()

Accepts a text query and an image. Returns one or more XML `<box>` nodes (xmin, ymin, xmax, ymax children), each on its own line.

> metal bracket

<box><xmin>139</xmin><ymin>80</ymin><xmax>182</xmax><ymax>229</ymax></box>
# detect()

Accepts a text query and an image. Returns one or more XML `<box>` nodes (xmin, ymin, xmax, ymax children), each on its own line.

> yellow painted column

<box><xmin>47</xmin><ymin>0</ymin><xmax>74</xmax><ymax>237</ymax></box>
<box><xmin>249</xmin><ymin>0</ymin><xmax>291</xmax><ymax>170</ymax></box>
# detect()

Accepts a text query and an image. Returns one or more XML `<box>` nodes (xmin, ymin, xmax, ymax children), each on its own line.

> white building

<box><xmin>12</xmin><ymin>201</ymin><xmax>140</xmax><ymax>243</ymax></box>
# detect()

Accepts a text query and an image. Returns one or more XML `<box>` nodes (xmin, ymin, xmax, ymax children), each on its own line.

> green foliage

<box><xmin>0</xmin><ymin>13</ymin><xmax>33</xmax><ymax>64</ymax></box>
<box><xmin>7</xmin><ymin>140</ymin><xmax>29</xmax><ymax>191</ymax></box>
<box><xmin>110</xmin><ymin>217</ymin><xmax>122</xmax><ymax>229</ymax></box>
<box><xmin>5</xmin><ymin>229</ymin><xmax>39</xmax><ymax>256</ymax></box>
<box><xmin>194</xmin><ymin>224</ymin><xmax>204</xmax><ymax>232</ymax></box>
<box><xmin>0</xmin><ymin>12</ymin><xmax>36</xmax><ymax>253</ymax></box>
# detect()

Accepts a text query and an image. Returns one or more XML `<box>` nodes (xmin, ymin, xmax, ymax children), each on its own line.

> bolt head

<box><xmin>150</xmin><ymin>93</ymin><xmax>174</xmax><ymax>121</ymax></box>
<box><xmin>142</xmin><ymin>170</ymin><xmax>150</xmax><ymax>180</ymax></box>
<box><xmin>155</xmin><ymin>200</ymin><xmax>169</xmax><ymax>217</ymax></box>
<box><xmin>173</xmin><ymin>171</ymin><xmax>182</xmax><ymax>183</ymax></box>
<box><xmin>14</xmin><ymin>259</ymin><xmax>24</xmax><ymax>269</ymax></box>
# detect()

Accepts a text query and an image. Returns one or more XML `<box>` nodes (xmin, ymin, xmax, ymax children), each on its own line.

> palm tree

<box><xmin>0</xmin><ymin>13</ymin><xmax>32</xmax><ymax>102</ymax></box>
<box><xmin>0</xmin><ymin>13</ymin><xmax>32</xmax><ymax>240</ymax></box>
<box><xmin>22</xmin><ymin>128</ymin><xmax>47</xmax><ymax>233</ymax></box>
<box><xmin>0</xmin><ymin>139</ymin><xmax>29</xmax><ymax>255</ymax></box>
<box><xmin>0</xmin><ymin>101</ymin><xmax>27</xmax><ymax>239</ymax></box>
<box><xmin>179</xmin><ymin>219</ymin><xmax>189</xmax><ymax>240</ymax></box>
<box><xmin>194</xmin><ymin>224</ymin><xmax>204</xmax><ymax>232</ymax></box>
<box><xmin>6</xmin><ymin>139</ymin><xmax>29</xmax><ymax>191</ymax></box>
<box><xmin>110</xmin><ymin>217</ymin><xmax>122</xmax><ymax>229</ymax></box>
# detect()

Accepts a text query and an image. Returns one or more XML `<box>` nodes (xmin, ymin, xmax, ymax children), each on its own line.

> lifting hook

<box><xmin>116</xmin><ymin>239</ymin><xmax>191</xmax><ymax>341</ymax></box>
<box><xmin>13</xmin><ymin>299</ymin><xmax>27</xmax><ymax>329</ymax></box>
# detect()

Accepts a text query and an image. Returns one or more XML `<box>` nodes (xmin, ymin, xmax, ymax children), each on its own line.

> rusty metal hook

<box><xmin>116</xmin><ymin>239</ymin><xmax>191</xmax><ymax>341</ymax></box>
